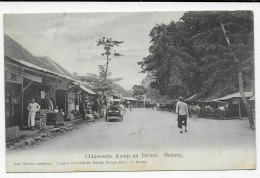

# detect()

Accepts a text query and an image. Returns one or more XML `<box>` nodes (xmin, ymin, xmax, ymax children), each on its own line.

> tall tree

<box><xmin>138</xmin><ymin>11</ymin><xmax>254</xmax><ymax>128</ymax></box>
<box><xmin>219</xmin><ymin>13</ymin><xmax>254</xmax><ymax>129</ymax></box>
<box><xmin>138</xmin><ymin>21</ymin><xmax>196</xmax><ymax>98</ymax></box>
<box><xmin>181</xmin><ymin>11</ymin><xmax>254</xmax><ymax>128</ymax></box>
<box><xmin>181</xmin><ymin>11</ymin><xmax>254</xmax><ymax>98</ymax></box>
<box><xmin>97</xmin><ymin>37</ymin><xmax>124</xmax><ymax>82</ymax></box>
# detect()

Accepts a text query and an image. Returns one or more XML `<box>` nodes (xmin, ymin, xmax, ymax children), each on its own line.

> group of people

<box><xmin>106</xmin><ymin>101</ymin><xmax>132</xmax><ymax>116</ymax></box>
<box><xmin>27</xmin><ymin>97</ymin><xmax>65</xmax><ymax>131</ymax></box>
<box><xmin>146</xmin><ymin>101</ymin><xmax>176</xmax><ymax>112</ymax></box>
<box><xmin>27</xmin><ymin>95</ymin><xmax>188</xmax><ymax>133</ymax></box>
<box><xmin>85</xmin><ymin>98</ymin><xmax>102</xmax><ymax>119</ymax></box>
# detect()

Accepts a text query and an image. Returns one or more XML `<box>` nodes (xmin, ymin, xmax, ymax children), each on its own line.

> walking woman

<box><xmin>176</xmin><ymin>97</ymin><xmax>189</xmax><ymax>133</ymax></box>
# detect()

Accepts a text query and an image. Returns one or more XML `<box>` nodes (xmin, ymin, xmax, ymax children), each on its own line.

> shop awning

<box><xmin>21</xmin><ymin>72</ymin><xmax>42</xmax><ymax>83</ymax></box>
<box><xmin>249</xmin><ymin>96</ymin><xmax>255</xmax><ymax>101</ymax></box>
<box><xmin>8</xmin><ymin>56</ymin><xmax>77</xmax><ymax>81</ymax></box>
<box><xmin>79</xmin><ymin>84</ymin><xmax>96</xmax><ymax>95</ymax></box>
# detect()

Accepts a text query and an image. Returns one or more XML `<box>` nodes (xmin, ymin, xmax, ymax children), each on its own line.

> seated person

<box><xmin>53</xmin><ymin>106</ymin><xmax>59</xmax><ymax>113</ymax></box>
<box><xmin>219</xmin><ymin>105</ymin><xmax>225</xmax><ymax>111</ymax></box>
<box><xmin>85</xmin><ymin>102</ymin><xmax>92</xmax><ymax>114</ymax></box>
<box><xmin>60</xmin><ymin>109</ymin><xmax>65</xmax><ymax>117</ymax></box>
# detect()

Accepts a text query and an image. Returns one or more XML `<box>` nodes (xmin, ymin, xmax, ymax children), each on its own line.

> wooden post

<box><xmin>21</xmin><ymin>68</ymin><xmax>24</xmax><ymax>128</ymax></box>
<box><xmin>238</xmin><ymin>100</ymin><xmax>242</xmax><ymax>119</ymax></box>
<box><xmin>21</xmin><ymin>79</ymin><xmax>24</xmax><ymax>128</ymax></box>
<box><xmin>23</xmin><ymin>80</ymin><xmax>34</xmax><ymax>92</ymax></box>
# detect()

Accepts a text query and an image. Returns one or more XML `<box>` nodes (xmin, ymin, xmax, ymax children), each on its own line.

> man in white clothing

<box><xmin>119</xmin><ymin>103</ymin><xmax>125</xmax><ymax>115</ymax></box>
<box><xmin>27</xmin><ymin>98</ymin><xmax>41</xmax><ymax>130</ymax></box>
<box><xmin>176</xmin><ymin>97</ymin><xmax>189</xmax><ymax>133</ymax></box>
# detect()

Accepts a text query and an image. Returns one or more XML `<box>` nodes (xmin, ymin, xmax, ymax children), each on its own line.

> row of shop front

<box><xmin>5</xmin><ymin>56</ymin><xmax>98</xmax><ymax>135</ymax></box>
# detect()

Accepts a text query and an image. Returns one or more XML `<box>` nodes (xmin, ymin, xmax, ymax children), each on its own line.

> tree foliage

<box><xmin>97</xmin><ymin>37</ymin><xmax>124</xmax><ymax>83</ymax></box>
<box><xmin>97</xmin><ymin>37</ymin><xmax>124</xmax><ymax>57</ymax></box>
<box><xmin>132</xmin><ymin>85</ymin><xmax>148</xmax><ymax>97</ymax></box>
<box><xmin>78</xmin><ymin>65</ymin><xmax>122</xmax><ymax>92</ymax></box>
<box><xmin>138</xmin><ymin>11</ymin><xmax>254</xmax><ymax>99</ymax></box>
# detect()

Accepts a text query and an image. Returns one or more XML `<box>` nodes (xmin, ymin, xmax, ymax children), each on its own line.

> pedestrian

<box><xmin>119</xmin><ymin>103</ymin><xmax>125</xmax><ymax>116</ymax></box>
<box><xmin>156</xmin><ymin>102</ymin><xmax>160</xmax><ymax>110</ymax></box>
<box><xmin>93</xmin><ymin>98</ymin><xmax>100</xmax><ymax>119</ymax></box>
<box><xmin>27</xmin><ymin>98</ymin><xmax>41</xmax><ymax>131</ymax></box>
<box><xmin>47</xmin><ymin>95</ymin><xmax>54</xmax><ymax>112</ymax></box>
<box><xmin>93</xmin><ymin>98</ymin><xmax>99</xmax><ymax>113</ymax></box>
<box><xmin>176</xmin><ymin>96</ymin><xmax>189</xmax><ymax>133</ymax></box>
<box><xmin>129</xmin><ymin>102</ymin><xmax>132</xmax><ymax>111</ymax></box>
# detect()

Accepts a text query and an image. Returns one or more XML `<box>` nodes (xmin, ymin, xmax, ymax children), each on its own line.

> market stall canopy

<box><xmin>123</xmin><ymin>97</ymin><xmax>138</xmax><ymax>101</ymax></box>
<box><xmin>108</xmin><ymin>98</ymin><xmax>123</xmax><ymax>102</ymax></box>
<box><xmin>211</xmin><ymin>92</ymin><xmax>253</xmax><ymax>102</ymax></box>
<box><xmin>209</xmin><ymin>100</ymin><xmax>227</xmax><ymax>104</ymax></box>
<box><xmin>185</xmin><ymin>92</ymin><xmax>205</xmax><ymax>102</ymax></box>
<box><xmin>249</xmin><ymin>95</ymin><xmax>255</xmax><ymax>101</ymax></box>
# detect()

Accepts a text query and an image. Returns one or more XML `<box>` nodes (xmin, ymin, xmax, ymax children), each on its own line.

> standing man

<box><xmin>47</xmin><ymin>95</ymin><xmax>54</xmax><ymax>112</ymax></box>
<box><xmin>119</xmin><ymin>102</ymin><xmax>125</xmax><ymax>116</ymax></box>
<box><xmin>27</xmin><ymin>98</ymin><xmax>41</xmax><ymax>131</ymax></box>
<box><xmin>93</xmin><ymin>98</ymin><xmax>100</xmax><ymax>119</ymax></box>
<box><xmin>176</xmin><ymin>97</ymin><xmax>189</xmax><ymax>133</ymax></box>
<box><xmin>156</xmin><ymin>102</ymin><xmax>160</xmax><ymax>111</ymax></box>
<box><xmin>129</xmin><ymin>102</ymin><xmax>132</xmax><ymax>111</ymax></box>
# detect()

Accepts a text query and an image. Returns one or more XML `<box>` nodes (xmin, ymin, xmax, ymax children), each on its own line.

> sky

<box><xmin>4</xmin><ymin>12</ymin><xmax>184</xmax><ymax>90</ymax></box>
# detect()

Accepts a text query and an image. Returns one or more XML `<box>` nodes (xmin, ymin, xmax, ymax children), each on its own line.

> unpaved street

<box><xmin>9</xmin><ymin>108</ymin><xmax>255</xmax><ymax>155</ymax></box>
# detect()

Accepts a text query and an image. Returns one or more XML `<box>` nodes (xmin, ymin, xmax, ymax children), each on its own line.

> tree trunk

<box><xmin>221</xmin><ymin>23</ymin><xmax>254</xmax><ymax>129</ymax></box>
<box><xmin>104</xmin><ymin>54</ymin><xmax>109</xmax><ymax>82</ymax></box>
<box><xmin>102</xmin><ymin>54</ymin><xmax>109</xmax><ymax>101</ymax></box>
<box><xmin>238</xmin><ymin>71</ymin><xmax>254</xmax><ymax>129</ymax></box>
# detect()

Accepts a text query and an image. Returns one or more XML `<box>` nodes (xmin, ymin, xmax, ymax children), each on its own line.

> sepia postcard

<box><xmin>4</xmin><ymin>10</ymin><xmax>256</xmax><ymax>172</ymax></box>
